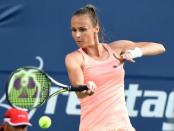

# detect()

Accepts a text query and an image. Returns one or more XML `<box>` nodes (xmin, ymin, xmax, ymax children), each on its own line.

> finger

<box><xmin>113</xmin><ymin>53</ymin><xmax>124</xmax><ymax>62</ymax></box>
<box><xmin>86</xmin><ymin>81</ymin><xmax>96</xmax><ymax>95</ymax></box>
<box><xmin>126</xmin><ymin>53</ymin><xmax>135</xmax><ymax>62</ymax></box>
<box><xmin>127</xmin><ymin>58</ymin><xmax>135</xmax><ymax>63</ymax></box>
<box><xmin>86</xmin><ymin>91</ymin><xmax>94</xmax><ymax>96</ymax></box>
<box><xmin>122</xmin><ymin>54</ymin><xmax>135</xmax><ymax>63</ymax></box>
<box><xmin>81</xmin><ymin>90</ymin><xmax>87</xmax><ymax>94</ymax></box>
<box><xmin>87</xmin><ymin>81</ymin><xmax>96</xmax><ymax>91</ymax></box>
<box><xmin>91</xmin><ymin>82</ymin><xmax>96</xmax><ymax>92</ymax></box>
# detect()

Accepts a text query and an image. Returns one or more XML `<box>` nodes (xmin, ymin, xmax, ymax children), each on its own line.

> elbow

<box><xmin>159</xmin><ymin>44</ymin><xmax>166</xmax><ymax>53</ymax></box>
<box><xmin>149</xmin><ymin>43</ymin><xmax>166</xmax><ymax>55</ymax></box>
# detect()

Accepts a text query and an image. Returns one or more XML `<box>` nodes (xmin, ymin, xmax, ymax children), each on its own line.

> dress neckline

<box><xmin>80</xmin><ymin>44</ymin><xmax>112</xmax><ymax>62</ymax></box>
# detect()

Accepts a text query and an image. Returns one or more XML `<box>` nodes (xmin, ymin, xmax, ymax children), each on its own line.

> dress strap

<box><xmin>103</xmin><ymin>44</ymin><xmax>119</xmax><ymax>57</ymax></box>
<box><xmin>77</xmin><ymin>48</ymin><xmax>93</xmax><ymax>67</ymax></box>
<box><xmin>103</xmin><ymin>44</ymin><xmax>122</xmax><ymax>65</ymax></box>
<box><xmin>78</xmin><ymin>48</ymin><xmax>85</xmax><ymax>57</ymax></box>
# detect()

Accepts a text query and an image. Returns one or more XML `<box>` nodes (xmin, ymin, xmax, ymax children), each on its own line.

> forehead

<box><xmin>71</xmin><ymin>15</ymin><xmax>92</xmax><ymax>27</ymax></box>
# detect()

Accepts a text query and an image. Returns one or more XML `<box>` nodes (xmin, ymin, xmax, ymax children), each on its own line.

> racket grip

<box><xmin>70</xmin><ymin>85</ymin><xmax>88</xmax><ymax>91</ymax></box>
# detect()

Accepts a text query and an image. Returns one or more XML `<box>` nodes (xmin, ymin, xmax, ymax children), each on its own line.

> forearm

<box><xmin>137</xmin><ymin>42</ymin><xmax>166</xmax><ymax>56</ymax></box>
<box><xmin>113</xmin><ymin>41</ymin><xmax>166</xmax><ymax>63</ymax></box>
<box><xmin>110</xmin><ymin>40</ymin><xmax>166</xmax><ymax>56</ymax></box>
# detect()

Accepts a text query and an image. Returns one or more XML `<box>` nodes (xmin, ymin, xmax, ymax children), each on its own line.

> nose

<box><xmin>75</xmin><ymin>31</ymin><xmax>81</xmax><ymax>38</ymax></box>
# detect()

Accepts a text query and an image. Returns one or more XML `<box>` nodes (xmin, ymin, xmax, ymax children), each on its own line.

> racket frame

<box><xmin>6</xmin><ymin>66</ymin><xmax>88</xmax><ymax>110</ymax></box>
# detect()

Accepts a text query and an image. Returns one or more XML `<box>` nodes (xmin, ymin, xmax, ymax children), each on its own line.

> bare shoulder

<box><xmin>109</xmin><ymin>40</ymin><xmax>135</xmax><ymax>50</ymax></box>
<box><xmin>65</xmin><ymin>50</ymin><xmax>83</xmax><ymax>68</ymax></box>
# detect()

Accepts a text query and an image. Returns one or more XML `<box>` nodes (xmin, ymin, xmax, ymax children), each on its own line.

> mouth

<box><xmin>76</xmin><ymin>41</ymin><xmax>83</xmax><ymax>44</ymax></box>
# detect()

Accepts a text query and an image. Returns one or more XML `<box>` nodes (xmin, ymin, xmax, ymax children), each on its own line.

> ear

<box><xmin>94</xmin><ymin>25</ymin><xmax>99</xmax><ymax>33</ymax></box>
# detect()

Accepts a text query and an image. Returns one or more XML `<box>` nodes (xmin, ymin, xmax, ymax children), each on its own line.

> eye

<box><xmin>79</xmin><ymin>27</ymin><xmax>87</xmax><ymax>32</ymax></box>
<box><xmin>71</xmin><ymin>28</ymin><xmax>76</xmax><ymax>32</ymax></box>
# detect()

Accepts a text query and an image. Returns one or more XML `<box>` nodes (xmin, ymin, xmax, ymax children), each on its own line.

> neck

<box><xmin>82</xmin><ymin>43</ymin><xmax>104</xmax><ymax>58</ymax></box>
<box><xmin>95</xmin><ymin>43</ymin><xmax>102</xmax><ymax>57</ymax></box>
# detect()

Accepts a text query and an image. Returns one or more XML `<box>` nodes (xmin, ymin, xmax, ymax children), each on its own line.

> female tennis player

<box><xmin>65</xmin><ymin>4</ymin><xmax>166</xmax><ymax>131</ymax></box>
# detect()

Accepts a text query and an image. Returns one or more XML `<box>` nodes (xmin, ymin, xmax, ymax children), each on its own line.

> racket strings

<box><xmin>35</xmin><ymin>72</ymin><xmax>50</xmax><ymax>104</ymax></box>
<box><xmin>8</xmin><ymin>70</ymin><xmax>50</xmax><ymax>109</ymax></box>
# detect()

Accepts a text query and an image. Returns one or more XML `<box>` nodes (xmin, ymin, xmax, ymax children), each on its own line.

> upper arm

<box><xmin>65</xmin><ymin>52</ymin><xmax>89</xmax><ymax>98</ymax></box>
<box><xmin>109</xmin><ymin>40</ymin><xmax>165</xmax><ymax>56</ymax></box>
<box><xmin>65</xmin><ymin>52</ymin><xmax>84</xmax><ymax>86</ymax></box>
<box><xmin>109</xmin><ymin>40</ymin><xmax>137</xmax><ymax>51</ymax></box>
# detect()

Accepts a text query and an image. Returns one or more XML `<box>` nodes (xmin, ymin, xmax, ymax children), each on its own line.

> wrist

<box><xmin>126</xmin><ymin>47</ymin><xmax>143</xmax><ymax>58</ymax></box>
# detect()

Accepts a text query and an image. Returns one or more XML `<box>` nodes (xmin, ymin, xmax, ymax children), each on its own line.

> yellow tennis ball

<box><xmin>38</xmin><ymin>116</ymin><xmax>52</xmax><ymax>129</ymax></box>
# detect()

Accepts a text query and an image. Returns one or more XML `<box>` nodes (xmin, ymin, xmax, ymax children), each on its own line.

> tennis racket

<box><xmin>6</xmin><ymin>66</ymin><xmax>88</xmax><ymax>110</ymax></box>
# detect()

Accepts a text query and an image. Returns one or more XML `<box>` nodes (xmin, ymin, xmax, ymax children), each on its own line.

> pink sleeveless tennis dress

<box><xmin>78</xmin><ymin>44</ymin><xmax>135</xmax><ymax>131</ymax></box>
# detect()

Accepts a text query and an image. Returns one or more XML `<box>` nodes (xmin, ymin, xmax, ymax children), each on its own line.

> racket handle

<box><xmin>69</xmin><ymin>85</ymin><xmax>88</xmax><ymax>91</ymax></box>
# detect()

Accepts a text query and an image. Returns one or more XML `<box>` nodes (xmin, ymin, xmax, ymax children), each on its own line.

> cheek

<box><xmin>83</xmin><ymin>30</ymin><xmax>92</xmax><ymax>37</ymax></box>
<box><xmin>86</xmin><ymin>33</ymin><xmax>94</xmax><ymax>41</ymax></box>
<box><xmin>71</xmin><ymin>32</ymin><xmax>76</xmax><ymax>39</ymax></box>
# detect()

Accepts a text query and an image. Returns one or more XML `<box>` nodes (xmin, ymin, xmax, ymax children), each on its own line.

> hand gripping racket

<box><xmin>6</xmin><ymin>66</ymin><xmax>88</xmax><ymax>110</ymax></box>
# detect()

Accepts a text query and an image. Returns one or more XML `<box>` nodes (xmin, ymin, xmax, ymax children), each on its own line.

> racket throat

<box><xmin>48</xmin><ymin>89</ymin><xmax>67</xmax><ymax>99</ymax></box>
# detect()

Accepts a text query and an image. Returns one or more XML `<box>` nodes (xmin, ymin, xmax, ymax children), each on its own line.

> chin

<box><xmin>77</xmin><ymin>44</ymin><xmax>86</xmax><ymax>48</ymax></box>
